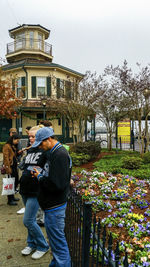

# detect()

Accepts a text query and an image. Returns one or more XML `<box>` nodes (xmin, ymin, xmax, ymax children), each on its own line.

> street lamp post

<box><xmin>41</xmin><ymin>97</ymin><xmax>47</xmax><ymax>120</ymax></box>
<box><xmin>42</xmin><ymin>102</ymin><xmax>46</xmax><ymax>120</ymax></box>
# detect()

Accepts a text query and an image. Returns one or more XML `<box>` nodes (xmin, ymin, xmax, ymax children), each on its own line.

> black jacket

<box><xmin>19</xmin><ymin>147</ymin><xmax>44</xmax><ymax>197</ymax></box>
<box><xmin>38</xmin><ymin>145</ymin><xmax>72</xmax><ymax>210</ymax></box>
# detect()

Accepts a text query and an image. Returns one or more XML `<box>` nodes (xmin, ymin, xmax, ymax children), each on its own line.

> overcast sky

<box><xmin>1</xmin><ymin>0</ymin><xmax>150</xmax><ymax>75</ymax></box>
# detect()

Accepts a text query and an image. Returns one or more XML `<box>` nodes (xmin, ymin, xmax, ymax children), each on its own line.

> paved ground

<box><xmin>0</xmin><ymin>153</ymin><xmax>52</xmax><ymax>267</ymax></box>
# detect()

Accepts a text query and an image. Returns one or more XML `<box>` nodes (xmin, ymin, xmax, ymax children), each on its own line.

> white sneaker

<box><xmin>17</xmin><ymin>207</ymin><xmax>25</xmax><ymax>214</ymax></box>
<box><xmin>21</xmin><ymin>246</ymin><xmax>35</xmax><ymax>255</ymax></box>
<box><xmin>31</xmin><ymin>249</ymin><xmax>49</xmax><ymax>259</ymax></box>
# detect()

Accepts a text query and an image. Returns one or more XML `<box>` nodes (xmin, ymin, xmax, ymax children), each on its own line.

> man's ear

<box><xmin>47</xmin><ymin>137</ymin><xmax>52</xmax><ymax>144</ymax></box>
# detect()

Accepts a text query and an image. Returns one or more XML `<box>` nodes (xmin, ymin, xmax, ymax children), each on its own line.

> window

<box><xmin>29</xmin><ymin>31</ymin><xmax>34</xmax><ymax>48</ymax></box>
<box><xmin>16</xmin><ymin>77</ymin><xmax>26</xmax><ymax>98</ymax></box>
<box><xmin>57</xmin><ymin>79</ymin><xmax>64</xmax><ymax>99</ymax></box>
<box><xmin>16</xmin><ymin>33</ymin><xmax>26</xmax><ymax>50</ymax></box>
<box><xmin>31</xmin><ymin>77</ymin><xmax>51</xmax><ymax>98</ymax></box>
<box><xmin>37</xmin><ymin>77</ymin><xmax>46</xmax><ymax>96</ymax></box>
<box><xmin>38</xmin><ymin>33</ymin><xmax>43</xmax><ymax>50</ymax></box>
<box><xmin>65</xmin><ymin>81</ymin><xmax>74</xmax><ymax>100</ymax></box>
<box><xmin>60</xmin><ymin>80</ymin><xmax>64</xmax><ymax>98</ymax></box>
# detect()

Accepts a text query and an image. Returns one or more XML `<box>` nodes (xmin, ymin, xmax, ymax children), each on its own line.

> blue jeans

<box><xmin>45</xmin><ymin>204</ymin><xmax>71</xmax><ymax>267</ymax></box>
<box><xmin>22</xmin><ymin>195</ymin><xmax>49</xmax><ymax>252</ymax></box>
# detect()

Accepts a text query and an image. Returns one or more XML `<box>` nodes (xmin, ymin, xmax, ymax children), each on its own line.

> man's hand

<box><xmin>70</xmin><ymin>179</ymin><xmax>74</xmax><ymax>186</ymax></box>
<box><xmin>31</xmin><ymin>168</ymin><xmax>40</xmax><ymax>178</ymax></box>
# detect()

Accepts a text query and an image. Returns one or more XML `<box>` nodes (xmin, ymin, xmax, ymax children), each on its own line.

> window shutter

<box><xmin>31</xmin><ymin>76</ymin><xmax>36</xmax><ymax>98</ymax></box>
<box><xmin>65</xmin><ymin>81</ymin><xmax>71</xmax><ymax>99</ymax></box>
<box><xmin>47</xmin><ymin>77</ymin><xmax>51</xmax><ymax>97</ymax></box>
<box><xmin>12</xmin><ymin>79</ymin><xmax>15</xmax><ymax>91</ymax></box>
<box><xmin>21</xmin><ymin>77</ymin><xmax>25</xmax><ymax>86</ymax></box>
<box><xmin>57</xmin><ymin>78</ymin><xmax>60</xmax><ymax>99</ymax></box>
<box><xmin>21</xmin><ymin>77</ymin><xmax>26</xmax><ymax>98</ymax></box>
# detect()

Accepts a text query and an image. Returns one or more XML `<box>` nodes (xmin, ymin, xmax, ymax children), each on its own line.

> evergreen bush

<box><xmin>71</xmin><ymin>141</ymin><xmax>101</xmax><ymax>160</ymax></box>
<box><xmin>143</xmin><ymin>152</ymin><xmax>150</xmax><ymax>163</ymax></box>
<box><xmin>70</xmin><ymin>152</ymin><xmax>91</xmax><ymax>166</ymax></box>
<box><xmin>121</xmin><ymin>156</ymin><xmax>143</xmax><ymax>170</ymax></box>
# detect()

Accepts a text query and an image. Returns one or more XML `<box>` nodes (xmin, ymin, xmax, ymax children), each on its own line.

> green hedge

<box><xmin>143</xmin><ymin>152</ymin><xmax>150</xmax><ymax>163</ymax></box>
<box><xmin>94</xmin><ymin>151</ymin><xmax>150</xmax><ymax>180</ymax></box>
<box><xmin>110</xmin><ymin>167</ymin><xmax>150</xmax><ymax>180</ymax></box>
<box><xmin>70</xmin><ymin>152</ymin><xmax>91</xmax><ymax>166</ymax></box>
<box><xmin>121</xmin><ymin>156</ymin><xmax>143</xmax><ymax>169</ymax></box>
<box><xmin>70</xmin><ymin>141</ymin><xmax>101</xmax><ymax>160</ymax></box>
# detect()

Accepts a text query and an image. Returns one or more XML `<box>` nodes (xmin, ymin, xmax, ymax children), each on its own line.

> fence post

<box><xmin>81</xmin><ymin>202</ymin><xmax>92</xmax><ymax>267</ymax></box>
<box><xmin>108</xmin><ymin>232</ymin><xmax>113</xmax><ymax>263</ymax></box>
<box><xmin>115</xmin><ymin>241</ymin><xmax>120</xmax><ymax>267</ymax></box>
<box><xmin>123</xmin><ymin>251</ymin><xmax>129</xmax><ymax>267</ymax></box>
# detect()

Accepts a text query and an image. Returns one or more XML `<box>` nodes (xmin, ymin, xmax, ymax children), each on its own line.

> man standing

<box><xmin>32</xmin><ymin>127</ymin><xmax>71</xmax><ymax>267</ymax></box>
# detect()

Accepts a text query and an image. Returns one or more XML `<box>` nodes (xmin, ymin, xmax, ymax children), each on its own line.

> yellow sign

<box><xmin>118</xmin><ymin>120</ymin><xmax>130</xmax><ymax>143</ymax></box>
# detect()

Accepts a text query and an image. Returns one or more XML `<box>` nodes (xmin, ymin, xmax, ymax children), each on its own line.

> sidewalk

<box><xmin>0</xmin><ymin>165</ymin><xmax>52</xmax><ymax>266</ymax></box>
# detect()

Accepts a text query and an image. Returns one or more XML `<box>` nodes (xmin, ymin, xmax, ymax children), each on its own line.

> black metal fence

<box><xmin>115</xmin><ymin>136</ymin><xmax>147</xmax><ymax>152</ymax></box>
<box><xmin>65</xmin><ymin>188</ymin><xmax>130</xmax><ymax>267</ymax></box>
<box><xmin>98</xmin><ymin>136</ymin><xmax>147</xmax><ymax>152</ymax></box>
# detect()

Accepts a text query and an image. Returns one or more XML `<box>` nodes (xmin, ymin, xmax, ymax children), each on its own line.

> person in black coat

<box><xmin>33</xmin><ymin>127</ymin><xmax>72</xmax><ymax>267</ymax></box>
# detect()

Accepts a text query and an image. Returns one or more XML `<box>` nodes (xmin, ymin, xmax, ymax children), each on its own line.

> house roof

<box><xmin>9</xmin><ymin>24</ymin><xmax>50</xmax><ymax>39</ymax></box>
<box><xmin>2</xmin><ymin>59</ymin><xmax>84</xmax><ymax>78</ymax></box>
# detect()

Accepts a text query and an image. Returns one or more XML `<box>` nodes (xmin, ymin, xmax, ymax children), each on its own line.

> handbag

<box><xmin>1</xmin><ymin>176</ymin><xmax>15</xmax><ymax>196</ymax></box>
<box><xmin>1</xmin><ymin>164</ymin><xmax>6</xmax><ymax>175</ymax></box>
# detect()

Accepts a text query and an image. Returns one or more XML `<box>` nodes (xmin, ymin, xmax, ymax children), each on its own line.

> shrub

<box><xmin>70</xmin><ymin>152</ymin><xmax>91</xmax><ymax>166</ymax></box>
<box><xmin>94</xmin><ymin>157</ymin><xmax>123</xmax><ymax>172</ymax></box>
<box><xmin>121</xmin><ymin>156</ymin><xmax>143</xmax><ymax>170</ymax></box>
<box><xmin>0</xmin><ymin>142</ymin><xmax>5</xmax><ymax>152</ymax></box>
<box><xmin>143</xmin><ymin>152</ymin><xmax>150</xmax><ymax>164</ymax></box>
<box><xmin>71</xmin><ymin>141</ymin><xmax>101</xmax><ymax>160</ymax></box>
<box><xmin>131</xmin><ymin>169</ymin><xmax>150</xmax><ymax>180</ymax></box>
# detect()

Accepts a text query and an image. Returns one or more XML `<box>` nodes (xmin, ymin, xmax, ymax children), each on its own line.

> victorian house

<box><xmin>1</xmin><ymin>24</ymin><xmax>84</xmax><ymax>142</ymax></box>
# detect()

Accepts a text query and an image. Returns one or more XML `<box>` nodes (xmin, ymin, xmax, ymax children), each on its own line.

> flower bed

<box><xmin>72</xmin><ymin>170</ymin><xmax>150</xmax><ymax>266</ymax></box>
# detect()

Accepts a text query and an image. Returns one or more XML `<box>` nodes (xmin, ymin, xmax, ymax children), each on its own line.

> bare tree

<box><xmin>118</xmin><ymin>61</ymin><xmax>150</xmax><ymax>154</ymax></box>
<box><xmin>79</xmin><ymin>69</ymin><xmax>128</xmax><ymax>150</ymax></box>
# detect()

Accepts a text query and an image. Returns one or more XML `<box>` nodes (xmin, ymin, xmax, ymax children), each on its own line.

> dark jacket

<box><xmin>38</xmin><ymin>145</ymin><xmax>72</xmax><ymax>210</ymax></box>
<box><xmin>19</xmin><ymin>147</ymin><xmax>44</xmax><ymax>197</ymax></box>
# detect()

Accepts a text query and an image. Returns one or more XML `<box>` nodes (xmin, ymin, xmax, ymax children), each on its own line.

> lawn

<box><xmin>72</xmin><ymin>151</ymin><xmax>150</xmax><ymax>266</ymax></box>
<box><xmin>93</xmin><ymin>150</ymin><xmax>150</xmax><ymax>180</ymax></box>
